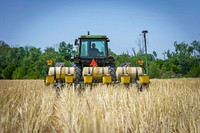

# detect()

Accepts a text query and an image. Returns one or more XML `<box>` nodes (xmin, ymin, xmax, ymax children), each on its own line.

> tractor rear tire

<box><xmin>71</xmin><ymin>63</ymin><xmax>82</xmax><ymax>83</ymax></box>
<box><xmin>108</xmin><ymin>67</ymin><xmax>116</xmax><ymax>81</ymax></box>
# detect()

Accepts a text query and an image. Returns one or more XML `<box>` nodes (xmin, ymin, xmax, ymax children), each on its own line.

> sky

<box><xmin>0</xmin><ymin>0</ymin><xmax>200</xmax><ymax>58</ymax></box>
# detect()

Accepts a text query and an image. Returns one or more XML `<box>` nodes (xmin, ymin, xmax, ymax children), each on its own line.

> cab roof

<box><xmin>80</xmin><ymin>35</ymin><xmax>108</xmax><ymax>39</ymax></box>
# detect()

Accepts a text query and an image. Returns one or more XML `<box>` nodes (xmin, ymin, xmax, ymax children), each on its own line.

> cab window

<box><xmin>80</xmin><ymin>39</ymin><xmax>107</xmax><ymax>58</ymax></box>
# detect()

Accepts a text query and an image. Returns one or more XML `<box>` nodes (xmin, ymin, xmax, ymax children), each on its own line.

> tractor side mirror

<box><xmin>107</xmin><ymin>39</ymin><xmax>110</xmax><ymax>42</ymax></box>
<box><xmin>74</xmin><ymin>39</ymin><xmax>79</xmax><ymax>46</ymax></box>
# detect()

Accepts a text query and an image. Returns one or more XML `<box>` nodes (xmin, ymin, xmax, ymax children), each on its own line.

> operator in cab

<box><xmin>89</xmin><ymin>43</ymin><xmax>99</xmax><ymax>57</ymax></box>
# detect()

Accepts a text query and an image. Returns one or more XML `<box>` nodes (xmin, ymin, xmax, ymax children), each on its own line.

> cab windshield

<box><xmin>80</xmin><ymin>39</ymin><xmax>107</xmax><ymax>58</ymax></box>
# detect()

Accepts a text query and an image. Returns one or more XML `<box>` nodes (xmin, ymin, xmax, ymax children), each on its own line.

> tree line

<box><xmin>0</xmin><ymin>40</ymin><xmax>199</xmax><ymax>79</ymax></box>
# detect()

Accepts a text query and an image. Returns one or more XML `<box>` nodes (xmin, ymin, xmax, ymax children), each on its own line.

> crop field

<box><xmin>0</xmin><ymin>78</ymin><xmax>200</xmax><ymax>133</ymax></box>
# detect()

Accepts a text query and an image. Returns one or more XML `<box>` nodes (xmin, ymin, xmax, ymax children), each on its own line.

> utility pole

<box><xmin>142</xmin><ymin>30</ymin><xmax>148</xmax><ymax>74</ymax></box>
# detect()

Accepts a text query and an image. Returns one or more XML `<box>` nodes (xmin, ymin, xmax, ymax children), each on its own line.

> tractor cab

<box><xmin>74</xmin><ymin>35</ymin><xmax>115</xmax><ymax>68</ymax></box>
<box><xmin>77</xmin><ymin>35</ymin><xmax>109</xmax><ymax>58</ymax></box>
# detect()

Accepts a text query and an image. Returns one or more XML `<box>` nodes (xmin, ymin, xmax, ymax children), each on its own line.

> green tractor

<box><xmin>70</xmin><ymin>34</ymin><xmax>116</xmax><ymax>83</ymax></box>
<box><xmin>45</xmin><ymin>33</ymin><xmax>150</xmax><ymax>90</ymax></box>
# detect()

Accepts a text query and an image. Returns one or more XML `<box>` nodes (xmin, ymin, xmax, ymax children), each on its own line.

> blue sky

<box><xmin>0</xmin><ymin>0</ymin><xmax>200</xmax><ymax>58</ymax></box>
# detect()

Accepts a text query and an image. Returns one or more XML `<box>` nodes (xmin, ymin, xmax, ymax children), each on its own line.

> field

<box><xmin>0</xmin><ymin>79</ymin><xmax>200</xmax><ymax>133</ymax></box>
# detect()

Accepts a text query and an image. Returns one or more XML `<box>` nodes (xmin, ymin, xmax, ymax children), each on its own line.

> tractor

<box><xmin>45</xmin><ymin>33</ymin><xmax>150</xmax><ymax>90</ymax></box>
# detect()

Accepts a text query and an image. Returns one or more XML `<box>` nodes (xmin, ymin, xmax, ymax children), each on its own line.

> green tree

<box><xmin>191</xmin><ymin>40</ymin><xmax>200</xmax><ymax>58</ymax></box>
<box><xmin>12</xmin><ymin>66</ymin><xmax>27</xmax><ymax>79</ymax></box>
<box><xmin>0</xmin><ymin>41</ymin><xmax>11</xmax><ymax>78</ymax></box>
<box><xmin>148</xmin><ymin>60</ymin><xmax>162</xmax><ymax>78</ymax></box>
<box><xmin>2</xmin><ymin>63</ymin><xmax>16</xmax><ymax>79</ymax></box>
<box><xmin>58</xmin><ymin>41</ymin><xmax>76</xmax><ymax>59</ymax></box>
